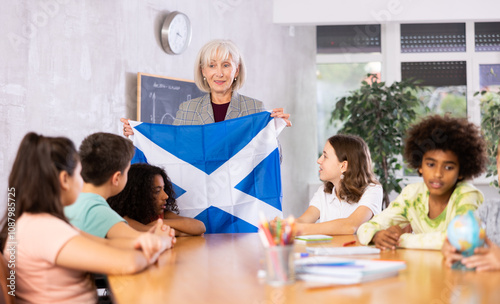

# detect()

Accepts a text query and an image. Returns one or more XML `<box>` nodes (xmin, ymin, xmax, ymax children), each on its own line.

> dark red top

<box><xmin>211</xmin><ymin>102</ymin><xmax>230</xmax><ymax>122</ymax></box>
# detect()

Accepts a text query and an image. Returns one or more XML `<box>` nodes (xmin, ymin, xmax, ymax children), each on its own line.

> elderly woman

<box><xmin>121</xmin><ymin>39</ymin><xmax>290</xmax><ymax>134</ymax></box>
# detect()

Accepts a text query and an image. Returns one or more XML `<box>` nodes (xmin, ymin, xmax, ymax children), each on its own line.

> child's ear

<box><xmin>111</xmin><ymin>171</ymin><xmax>122</xmax><ymax>186</ymax></box>
<box><xmin>341</xmin><ymin>161</ymin><xmax>348</xmax><ymax>172</ymax></box>
<box><xmin>59</xmin><ymin>171</ymin><xmax>70</xmax><ymax>191</ymax></box>
<box><xmin>418</xmin><ymin>168</ymin><xmax>423</xmax><ymax>175</ymax></box>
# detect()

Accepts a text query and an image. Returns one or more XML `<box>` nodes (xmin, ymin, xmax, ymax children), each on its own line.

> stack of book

<box><xmin>295</xmin><ymin>234</ymin><xmax>333</xmax><ymax>243</ymax></box>
<box><xmin>306</xmin><ymin>246</ymin><xmax>381</xmax><ymax>255</ymax></box>
<box><xmin>295</xmin><ymin>256</ymin><xmax>406</xmax><ymax>287</ymax></box>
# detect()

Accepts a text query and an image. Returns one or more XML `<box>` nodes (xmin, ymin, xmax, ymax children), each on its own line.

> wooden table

<box><xmin>107</xmin><ymin>233</ymin><xmax>500</xmax><ymax>304</ymax></box>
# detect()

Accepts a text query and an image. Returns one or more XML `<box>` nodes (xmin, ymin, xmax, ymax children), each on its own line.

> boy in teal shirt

<box><xmin>65</xmin><ymin>132</ymin><xmax>175</xmax><ymax>243</ymax></box>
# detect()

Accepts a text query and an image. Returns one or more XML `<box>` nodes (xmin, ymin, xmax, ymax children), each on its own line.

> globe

<box><xmin>447</xmin><ymin>210</ymin><xmax>485</xmax><ymax>258</ymax></box>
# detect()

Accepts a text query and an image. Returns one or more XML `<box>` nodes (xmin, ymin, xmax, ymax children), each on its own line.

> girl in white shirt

<box><xmin>295</xmin><ymin>134</ymin><xmax>383</xmax><ymax>235</ymax></box>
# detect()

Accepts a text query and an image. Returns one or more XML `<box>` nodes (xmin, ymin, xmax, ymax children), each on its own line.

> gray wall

<box><xmin>0</xmin><ymin>0</ymin><xmax>318</xmax><ymax>222</ymax></box>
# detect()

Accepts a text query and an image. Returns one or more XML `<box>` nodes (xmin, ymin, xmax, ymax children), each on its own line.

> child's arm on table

<box><xmin>293</xmin><ymin>206</ymin><xmax>319</xmax><ymax>235</ymax></box>
<box><xmin>372</xmin><ymin>225</ymin><xmax>406</xmax><ymax>250</ymax></box>
<box><xmin>107</xmin><ymin>219</ymin><xmax>176</xmax><ymax>252</ymax></box>
<box><xmin>83</xmin><ymin>219</ymin><xmax>176</xmax><ymax>259</ymax></box>
<box><xmin>56</xmin><ymin>222</ymin><xmax>174</xmax><ymax>275</ymax></box>
<box><xmin>163</xmin><ymin>211</ymin><xmax>206</xmax><ymax>236</ymax></box>
<box><xmin>296</xmin><ymin>206</ymin><xmax>373</xmax><ymax>236</ymax></box>
<box><xmin>269</xmin><ymin>206</ymin><xmax>319</xmax><ymax>235</ymax></box>
<box><xmin>296</xmin><ymin>206</ymin><xmax>321</xmax><ymax>224</ymax></box>
<box><xmin>127</xmin><ymin>214</ymin><xmax>205</xmax><ymax>236</ymax></box>
<box><xmin>56</xmin><ymin>236</ymin><xmax>151</xmax><ymax>275</ymax></box>
<box><xmin>357</xmin><ymin>197</ymin><xmax>409</xmax><ymax>249</ymax></box>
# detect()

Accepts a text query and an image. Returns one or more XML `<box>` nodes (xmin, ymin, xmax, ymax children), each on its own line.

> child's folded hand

<box><xmin>386</xmin><ymin>225</ymin><xmax>405</xmax><ymax>237</ymax></box>
<box><xmin>401</xmin><ymin>224</ymin><xmax>413</xmax><ymax>234</ymax></box>
<box><xmin>147</xmin><ymin>218</ymin><xmax>176</xmax><ymax>249</ymax></box>
<box><xmin>148</xmin><ymin>218</ymin><xmax>166</xmax><ymax>234</ymax></box>
<box><xmin>134</xmin><ymin>233</ymin><xmax>164</xmax><ymax>263</ymax></box>
<box><xmin>372</xmin><ymin>227</ymin><xmax>401</xmax><ymax>250</ymax></box>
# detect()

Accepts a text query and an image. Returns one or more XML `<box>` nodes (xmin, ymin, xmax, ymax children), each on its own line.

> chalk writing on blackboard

<box><xmin>137</xmin><ymin>73</ymin><xmax>204</xmax><ymax>125</ymax></box>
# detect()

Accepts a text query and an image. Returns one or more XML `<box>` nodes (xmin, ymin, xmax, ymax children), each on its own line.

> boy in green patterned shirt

<box><xmin>357</xmin><ymin>115</ymin><xmax>488</xmax><ymax>250</ymax></box>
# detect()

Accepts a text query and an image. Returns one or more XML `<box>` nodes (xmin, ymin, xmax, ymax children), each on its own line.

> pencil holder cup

<box><xmin>264</xmin><ymin>245</ymin><xmax>295</xmax><ymax>286</ymax></box>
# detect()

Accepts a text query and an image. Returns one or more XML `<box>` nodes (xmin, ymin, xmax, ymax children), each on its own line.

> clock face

<box><xmin>161</xmin><ymin>12</ymin><xmax>192</xmax><ymax>55</ymax></box>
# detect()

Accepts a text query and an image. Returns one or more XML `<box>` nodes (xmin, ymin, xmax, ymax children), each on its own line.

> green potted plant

<box><xmin>330</xmin><ymin>74</ymin><xmax>423</xmax><ymax>207</ymax></box>
<box><xmin>476</xmin><ymin>89</ymin><xmax>500</xmax><ymax>188</ymax></box>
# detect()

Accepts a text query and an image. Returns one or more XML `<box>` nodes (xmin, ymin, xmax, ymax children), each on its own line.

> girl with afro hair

<box><xmin>358</xmin><ymin>114</ymin><xmax>488</xmax><ymax>250</ymax></box>
<box><xmin>108</xmin><ymin>163</ymin><xmax>206</xmax><ymax>236</ymax></box>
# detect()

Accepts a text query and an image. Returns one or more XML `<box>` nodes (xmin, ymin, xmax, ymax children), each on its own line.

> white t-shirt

<box><xmin>309</xmin><ymin>184</ymin><xmax>383</xmax><ymax>223</ymax></box>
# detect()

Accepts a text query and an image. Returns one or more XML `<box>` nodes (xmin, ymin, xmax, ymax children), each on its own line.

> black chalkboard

<box><xmin>137</xmin><ymin>73</ymin><xmax>204</xmax><ymax>124</ymax></box>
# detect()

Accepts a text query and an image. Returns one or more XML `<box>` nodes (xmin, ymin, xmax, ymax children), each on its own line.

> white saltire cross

<box><xmin>130</xmin><ymin>118</ymin><xmax>285</xmax><ymax>227</ymax></box>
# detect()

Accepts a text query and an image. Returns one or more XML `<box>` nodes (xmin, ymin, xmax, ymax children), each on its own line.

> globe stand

<box><xmin>447</xmin><ymin>210</ymin><xmax>485</xmax><ymax>272</ymax></box>
<box><xmin>451</xmin><ymin>252</ymin><xmax>475</xmax><ymax>271</ymax></box>
<box><xmin>451</xmin><ymin>260</ymin><xmax>475</xmax><ymax>271</ymax></box>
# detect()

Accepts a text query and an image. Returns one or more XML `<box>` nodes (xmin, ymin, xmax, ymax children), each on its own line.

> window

<box><xmin>316</xmin><ymin>21</ymin><xmax>500</xmax><ymax>183</ymax></box>
<box><xmin>478</xmin><ymin>63</ymin><xmax>500</xmax><ymax>139</ymax></box>
<box><xmin>317</xmin><ymin>25</ymin><xmax>381</xmax><ymax>54</ymax></box>
<box><xmin>401</xmin><ymin>23</ymin><xmax>466</xmax><ymax>53</ymax></box>
<box><xmin>480</xmin><ymin>64</ymin><xmax>500</xmax><ymax>90</ymax></box>
<box><xmin>316</xmin><ymin>24</ymin><xmax>382</xmax><ymax>155</ymax></box>
<box><xmin>401</xmin><ymin>61</ymin><xmax>467</xmax><ymax>118</ymax></box>
<box><xmin>475</xmin><ymin>22</ymin><xmax>500</xmax><ymax>52</ymax></box>
<box><xmin>316</xmin><ymin>62</ymin><xmax>381</xmax><ymax>153</ymax></box>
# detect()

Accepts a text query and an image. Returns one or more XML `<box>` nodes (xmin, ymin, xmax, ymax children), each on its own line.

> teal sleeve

<box><xmin>85</xmin><ymin>205</ymin><xmax>126</xmax><ymax>238</ymax></box>
<box><xmin>67</xmin><ymin>204</ymin><xmax>126</xmax><ymax>238</ymax></box>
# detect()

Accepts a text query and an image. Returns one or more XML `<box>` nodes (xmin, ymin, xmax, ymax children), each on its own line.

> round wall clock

<box><xmin>161</xmin><ymin>11</ymin><xmax>192</xmax><ymax>55</ymax></box>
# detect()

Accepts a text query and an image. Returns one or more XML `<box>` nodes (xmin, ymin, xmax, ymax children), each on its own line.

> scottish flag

<box><xmin>129</xmin><ymin>111</ymin><xmax>285</xmax><ymax>233</ymax></box>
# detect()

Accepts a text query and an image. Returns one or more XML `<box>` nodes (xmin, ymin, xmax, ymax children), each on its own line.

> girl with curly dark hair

<box><xmin>108</xmin><ymin>163</ymin><xmax>206</xmax><ymax>236</ymax></box>
<box><xmin>358</xmin><ymin>115</ymin><xmax>488</xmax><ymax>250</ymax></box>
<box><xmin>288</xmin><ymin>134</ymin><xmax>383</xmax><ymax>235</ymax></box>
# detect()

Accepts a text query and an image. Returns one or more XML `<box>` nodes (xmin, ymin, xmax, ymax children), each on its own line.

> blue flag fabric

<box><xmin>129</xmin><ymin>111</ymin><xmax>285</xmax><ymax>233</ymax></box>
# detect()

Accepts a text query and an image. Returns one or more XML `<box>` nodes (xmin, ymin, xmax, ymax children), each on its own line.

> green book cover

<box><xmin>295</xmin><ymin>234</ymin><xmax>333</xmax><ymax>242</ymax></box>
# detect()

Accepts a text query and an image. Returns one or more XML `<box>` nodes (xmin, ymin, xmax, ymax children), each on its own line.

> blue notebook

<box><xmin>295</xmin><ymin>256</ymin><xmax>406</xmax><ymax>286</ymax></box>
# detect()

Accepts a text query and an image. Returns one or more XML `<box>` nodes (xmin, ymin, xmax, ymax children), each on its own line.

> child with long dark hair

<box><xmin>108</xmin><ymin>163</ymin><xmax>206</xmax><ymax>236</ymax></box>
<box><xmin>1</xmin><ymin>133</ymin><xmax>173</xmax><ymax>303</ymax></box>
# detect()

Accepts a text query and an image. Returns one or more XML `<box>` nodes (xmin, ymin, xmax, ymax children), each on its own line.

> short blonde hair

<box><xmin>194</xmin><ymin>39</ymin><xmax>246</xmax><ymax>93</ymax></box>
